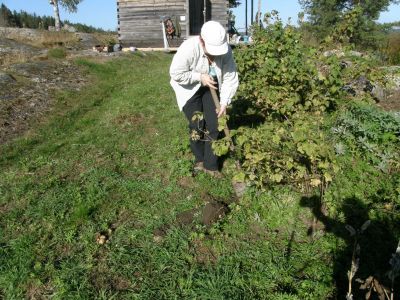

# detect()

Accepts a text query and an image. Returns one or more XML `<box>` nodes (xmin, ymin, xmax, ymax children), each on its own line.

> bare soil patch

<box><xmin>0</xmin><ymin>59</ymin><xmax>87</xmax><ymax>144</ymax></box>
<box><xmin>0</xmin><ymin>28</ymin><xmax>121</xmax><ymax>144</ymax></box>
<box><xmin>377</xmin><ymin>89</ymin><xmax>400</xmax><ymax>111</ymax></box>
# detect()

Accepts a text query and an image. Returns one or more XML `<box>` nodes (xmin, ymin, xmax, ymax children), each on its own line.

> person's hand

<box><xmin>201</xmin><ymin>74</ymin><xmax>217</xmax><ymax>90</ymax></box>
<box><xmin>217</xmin><ymin>104</ymin><xmax>227</xmax><ymax>118</ymax></box>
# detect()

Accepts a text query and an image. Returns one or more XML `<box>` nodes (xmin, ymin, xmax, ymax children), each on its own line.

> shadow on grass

<box><xmin>300</xmin><ymin>195</ymin><xmax>399</xmax><ymax>299</ymax></box>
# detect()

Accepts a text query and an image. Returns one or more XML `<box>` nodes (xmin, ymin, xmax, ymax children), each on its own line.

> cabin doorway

<box><xmin>189</xmin><ymin>0</ymin><xmax>211</xmax><ymax>35</ymax></box>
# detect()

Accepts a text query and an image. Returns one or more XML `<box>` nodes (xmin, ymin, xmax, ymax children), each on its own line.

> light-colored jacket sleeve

<box><xmin>220</xmin><ymin>47</ymin><xmax>239</xmax><ymax>107</ymax></box>
<box><xmin>169</xmin><ymin>42</ymin><xmax>202</xmax><ymax>85</ymax></box>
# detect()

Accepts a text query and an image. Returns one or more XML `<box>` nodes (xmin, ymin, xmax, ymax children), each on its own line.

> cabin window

<box><xmin>189</xmin><ymin>0</ymin><xmax>211</xmax><ymax>35</ymax></box>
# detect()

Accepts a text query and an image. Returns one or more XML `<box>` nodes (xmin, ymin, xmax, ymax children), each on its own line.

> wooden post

<box><xmin>245</xmin><ymin>0</ymin><xmax>248</xmax><ymax>35</ymax></box>
<box><xmin>203</xmin><ymin>0</ymin><xmax>206</xmax><ymax>24</ymax></box>
<box><xmin>209</xmin><ymin>88</ymin><xmax>234</xmax><ymax>152</ymax></box>
<box><xmin>256</xmin><ymin>0</ymin><xmax>262</xmax><ymax>25</ymax></box>
<box><xmin>251</xmin><ymin>0</ymin><xmax>254</xmax><ymax>24</ymax></box>
<box><xmin>161</xmin><ymin>21</ymin><xmax>169</xmax><ymax>51</ymax></box>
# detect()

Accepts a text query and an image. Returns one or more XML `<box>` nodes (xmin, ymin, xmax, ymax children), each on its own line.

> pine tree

<box><xmin>0</xmin><ymin>4</ymin><xmax>14</xmax><ymax>27</ymax></box>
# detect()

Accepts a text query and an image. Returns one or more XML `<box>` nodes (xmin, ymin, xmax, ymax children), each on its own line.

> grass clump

<box><xmin>2</xmin><ymin>29</ymin><xmax>80</xmax><ymax>48</ymax></box>
<box><xmin>47</xmin><ymin>47</ymin><xmax>67</xmax><ymax>59</ymax></box>
<box><xmin>37</xmin><ymin>31</ymin><xmax>80</xmax><ymax>48</ymax></box>
<box><xmin>0</xmin><ymin>51</ymin><xmax>30</xmax><ymax>66</ymax></box>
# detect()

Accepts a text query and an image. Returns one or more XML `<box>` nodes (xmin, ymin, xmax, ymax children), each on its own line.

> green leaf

<box><xmin>233</xmin><ymin>172</ymin><xmax>246</xmax><ymax>183</ymax></box>
<box><xmin>323</xmin><ymin>172</ymin><xmax>333</xmax><ymax>182</ymax></box>
<box><xmin>218</xmin><ymin>115</ymin><xmax>228</xmax><ymax>132</ymax></box>
<box><xmin>191</xmin><ymin>111</ymin><xmax>203</xmax><ymax>122</ymax></box>
<box><xmin>211</xmin><ymin>138</ymin><xmax>231</xmax><ymax>156</ymax></box>
<box><xmin>270</xmin><ymin>173</ymin><xmax>283</xmax><ymax>182</ymax></box>
<box><xmin>310</xmin><ymin>178</ymin><xmax>321</xmax><ymax>187</ymax></box>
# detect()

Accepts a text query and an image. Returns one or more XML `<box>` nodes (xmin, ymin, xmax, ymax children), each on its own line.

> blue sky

<box><xmin>233</xmin><ymin>1</ymin><xmax>400</xmax><ymax>31</ymax></box>
<box><xmin>1</xmin><ymin>0</ymin><xmax>399</xmax><ymax>31</ymax></box>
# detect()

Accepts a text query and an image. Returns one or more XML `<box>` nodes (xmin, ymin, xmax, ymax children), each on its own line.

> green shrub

<box><xmin>235</xmin><ymin>12</ymin><xmax>343</xmax><ymax>119</ymax></box>
<box><xmin>223</xmin><ymin>116</ymin><xmax>338</xmax><ymax>190</ymax></box>
<box><xmin>216</xmin><ymin>12</ymin><xmax>343</xmax><ymax>189</ymax></box>
<box><xmin>218</xmin><ymin>12</ymin><xmax>394</xmax><ymax>191</ymax></box>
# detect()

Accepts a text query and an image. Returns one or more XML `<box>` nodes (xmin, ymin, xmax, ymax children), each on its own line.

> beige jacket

<box><xmin>170</xmin><ymin>37</ymin><xmax>239</xmax><ymax>111</ymax></box>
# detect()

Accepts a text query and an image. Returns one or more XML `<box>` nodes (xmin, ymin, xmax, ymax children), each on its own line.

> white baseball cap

<box><xmin>200</xmin><ymin>21</ymin><xmax>228</xmax><ymax>56</ymax></box>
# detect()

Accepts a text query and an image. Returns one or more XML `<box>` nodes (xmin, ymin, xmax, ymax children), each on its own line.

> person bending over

<box><xmin>170</xmin><ymin>21</ymin><xmax>239</xmax><ymax>177</ymax></box>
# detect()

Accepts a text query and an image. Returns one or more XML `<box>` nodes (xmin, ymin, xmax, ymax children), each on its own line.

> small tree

<box><xmin>49</xmin><ymin>0</ymin><xmax>82</xmax><ymax>31</ymax></box>
<box><xmin>299</xmin><ymin>0</ymin><xmax>400</xmax><ymax>43</ymax></box>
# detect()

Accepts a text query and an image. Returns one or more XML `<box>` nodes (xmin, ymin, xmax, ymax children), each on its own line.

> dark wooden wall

<box><xmin>117</xmin><ymin>0</ymin><xmax>229</xmax><ymax>47</ymax></box>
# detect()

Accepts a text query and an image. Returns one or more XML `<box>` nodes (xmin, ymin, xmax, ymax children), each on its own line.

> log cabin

<box><xmin>117</xmin><ymin>0</ymin><xmax>229</xmax><ymax>48</ymax></box>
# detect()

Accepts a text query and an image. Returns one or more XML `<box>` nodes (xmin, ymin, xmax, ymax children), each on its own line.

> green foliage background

<box><xmin>226</xmin><ymin>12</ymin><xmax>400</xmax><ymax>298</ymax></box>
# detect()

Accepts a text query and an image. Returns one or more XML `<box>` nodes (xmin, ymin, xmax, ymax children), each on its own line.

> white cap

<box><xmin>200</xmin><ymin>21</ymin><xmax>228</xmax><ymax>56</ymax></box>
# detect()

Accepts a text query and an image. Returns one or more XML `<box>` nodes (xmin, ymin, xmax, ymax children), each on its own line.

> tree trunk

<box><xmin>256</xmin><ymin>0</ymin><xmax>262</xmax><ymax>24</ymax></box>
<box><xmin>51</xmin><ymin>0</ymin><xmax>61</xmax><ymax>31</ymax></box>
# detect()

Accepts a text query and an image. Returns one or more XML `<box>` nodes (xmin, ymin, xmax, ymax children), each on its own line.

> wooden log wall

<box><xmin>208</xmin><ymin>0</ymin><xmax>229</xmax><ymax>27</ymax></box>
<box><xmin>117</xmin><ymin>0</ymin><xmax>229</xmax><ymax>47</ymax></box>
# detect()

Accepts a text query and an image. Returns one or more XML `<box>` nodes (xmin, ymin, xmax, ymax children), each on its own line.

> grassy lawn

<box><xmin>0</xmin><ymin>52</ymin><xmax>384</xmax><ymax>299</ymax></box>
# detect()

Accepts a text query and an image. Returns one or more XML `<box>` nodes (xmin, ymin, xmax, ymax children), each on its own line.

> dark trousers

<box><xmin>183</xmin><ymin>87</ymin><xmax>219</xmax><ymax>171</ymax></box>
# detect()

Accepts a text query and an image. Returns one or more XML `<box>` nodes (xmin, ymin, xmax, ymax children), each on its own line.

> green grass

<box><xmin>1</xmin><ymin>52</ymin><xmax>397</xmax><ymax>299</ymax></box>
<box><xmin>47</xmin><ymin>48</ymin><xmax>67</xmax><ymax>59</ymax></box>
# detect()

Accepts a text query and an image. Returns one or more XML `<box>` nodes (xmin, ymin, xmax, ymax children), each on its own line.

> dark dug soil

<box><xmin>153</xmin><ymin>193</ymin><xmax>234</xmax><ymax>241</ymax></box>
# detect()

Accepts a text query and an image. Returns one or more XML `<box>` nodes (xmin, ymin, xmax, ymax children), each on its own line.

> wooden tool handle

<box><xmin>209</xmin><ymin>88</ymin><xmax>235</xmax><ymax>152</ymax></box>
<box><xmin>210</xmin><ymin>87</ymin><xmax>242</xmax><ymax>171</ymax></box>
<box><xmin>210</xmin><ymin>88</ymin><xmax>221</xmax><ymax>110</ymax></box>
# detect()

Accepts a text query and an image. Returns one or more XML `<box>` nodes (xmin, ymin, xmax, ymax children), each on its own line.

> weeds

<box><xmin>382</xmin><ymin>32</ymin><xmax>400</xmax><ymax>65</ymax></box>
<box><xmin>345</xmin><ymin>220</ymin><xmax>371</xmax><ymax>300</ymax></box>
<box><xmin>36</xmin><ymin>31</ymin><xmax>80</xmax><ymax>48</ymax></box>
<box><xmin>388</xmin><ymin>240</ymin><xmax>400</xmax><ymax>300</ymax></box>
<box><xmin>92</xmin><ymin>32</ymin><xmax>118</xmax><ymax>46</ymax></box>
<box><xmin>355</xmin><ymin>241</ymin><xmax>400</xmax><ymax>300</ymax></box>
<box><xmin>47</xmin><ymin>47</ymin><xmax>66</xmax><ymax>59</ymax></box>
<box><xmin>331</xmin><ymin>102</ymin><xmax>400</xmax><ymax>171</ymax></box>
<box><xmin>0</xmin><ymin>51</ymin><xmax>31</xmax><ymax>66</ymax></box>
<box><xmin>0</xmin><ymin>28</ymin><xmax>79</xmax><ymax>48</ymax></box>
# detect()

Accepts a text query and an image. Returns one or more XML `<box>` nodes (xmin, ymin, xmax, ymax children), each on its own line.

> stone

<box><xmin>371</xmin><ymin>85</ymin><xmax>386</xmax><ymax>102</ymax></box>
<box><xmin>348</xmin><ymin>50</ymin><xmax>363</xmax><ymax>57</ymax></box>
<box><xmin>0</xmin><ymin>72</ymin><xmax>15</xmax><ymax>84</ymax></box>
<box><xmin>323</xmin><ymin>49</ymin><xmax>345</xmax><ymax>58</ymax></box>
<box><xmin>62</xmin><ymin>24</ymin><xmax>77</xmax><ymax>33</ymax></box>
<box><xmin>340</xmin><ymin>60</ymin><xmax>353</xmax><ymax>69</ymax></box>
<box><xmin>113</xmin><ymin>44</ymin><xmax>122</xmax><ymax>52</ymax></box>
